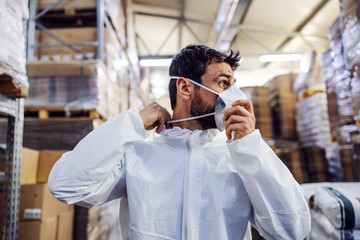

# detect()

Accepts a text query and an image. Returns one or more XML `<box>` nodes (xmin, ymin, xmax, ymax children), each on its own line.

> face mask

<box><xmin>168</xmin><ymin>76</ymin><xmax>247</xmax><ymax>131</ymax></box>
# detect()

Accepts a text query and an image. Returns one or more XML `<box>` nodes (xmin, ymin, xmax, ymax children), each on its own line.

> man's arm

<box><xmin>224</xmin><ymin>99</ymin><xmax>311</xmax><ymax>239</ymax></box>
<box><xmin>228</xmin><ymin>131</ymin><xmax>311</xmax><ymax>239</ymax></box>
<box><xmin>48</xmin><ymin>108</ymin><xmax>149</xmax><ymax>208</ymax></box>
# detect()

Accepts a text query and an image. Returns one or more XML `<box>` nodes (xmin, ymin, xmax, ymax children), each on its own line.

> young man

<box><xmin>49</xmin><ymin>45</ymin><xmax>311</xmax><ymax>239</ymax></box>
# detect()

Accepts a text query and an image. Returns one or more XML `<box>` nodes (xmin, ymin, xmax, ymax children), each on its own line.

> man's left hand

<box><xmin>223</xmin><ymin>99</ymin><xmax>256</xmax><ymax>140</ymax></box>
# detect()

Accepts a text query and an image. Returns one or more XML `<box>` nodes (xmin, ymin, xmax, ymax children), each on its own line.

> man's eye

<box><xmin>219</xmin><ymin>81</ymin><xmax>228</xmax><ymax>88</ymax></box>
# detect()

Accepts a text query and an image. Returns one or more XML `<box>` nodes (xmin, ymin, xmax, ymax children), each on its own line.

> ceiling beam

<box><xmin>134</xmin><ymin>11</ymin><xmax>213</xmax><ymax>25</ymax></box>
<box><xmin>234</xmin><ymin>24</ymin><xmax>327</xmax><ymax>40</ymax></box>
<box><xmin>136</xmin><ymin>32</ymin><xmax>152</xmax><ymax>55</ymax></box>
<box><xmin>208</xmin><ymin>0</ymin><xmax>240</xmax><ymax>47</ymax></box>
<box><xmin>240</xmin><ymin>29</ymin><xmax>273</xmax><ymax>52</ymax></box>
<box><xmin>155</xmin><ymin>22</ymin><xmax>180</xmax><ymax>55</ymax></box>
<box><xmin>209</xmin><ymin>0</ymin><xmax>253</xmax><ymax>51</ymax></box>
<box><xmin>274</xmin><ymin>0</ymin><xmax>330</xmax><ymax>51</ymax></box>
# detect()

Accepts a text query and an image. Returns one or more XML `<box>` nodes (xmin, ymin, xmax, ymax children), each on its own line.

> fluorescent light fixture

<box><xmin>259</xmin><ymin>53</ymin><xmax>302</xmax><ymax>62</ymax></box>
<box><xmin>139</xmin><ymin>58</ymin><xmax>172</xmax><ymax>67</ymax></box>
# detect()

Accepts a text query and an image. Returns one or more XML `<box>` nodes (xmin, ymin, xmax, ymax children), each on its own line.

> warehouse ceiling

<box><xmin>132</xmin><ymin>0</ymin><xmax>340</xmax><ymax>71</ymax></box>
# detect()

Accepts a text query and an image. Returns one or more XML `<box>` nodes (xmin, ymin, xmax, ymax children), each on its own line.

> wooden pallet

<box><xmin>24</xmin><ymin>107</ymin><xmax>106</xmax><ymax>121</ymax></box>
<box><xmin>0</xmin><ymin>65</ymin><xmax>28</xmax><ymax>98</ymax></box>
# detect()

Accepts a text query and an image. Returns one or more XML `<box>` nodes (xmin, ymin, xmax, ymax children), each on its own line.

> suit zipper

<box><xmin>181</xmin><ymin>134</ymin><xmax>191</xmax><ymax>240</ymax></box>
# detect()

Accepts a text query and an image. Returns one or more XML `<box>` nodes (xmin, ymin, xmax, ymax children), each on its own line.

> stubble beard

<box><xmin>190</xmin><ymin>90</ymin><xmax>217</xmax><ymax>129</ymax></box>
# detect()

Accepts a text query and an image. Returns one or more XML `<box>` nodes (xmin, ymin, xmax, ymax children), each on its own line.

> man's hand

<box><xmin>223</xmin><ymin>99</ymin><xmax>256</xmax><ymax>140</ymax></box>
<box><xmin>139</xmin><ymin>102</ymin><xmax>171</xmax><ymax>134</ymax></box>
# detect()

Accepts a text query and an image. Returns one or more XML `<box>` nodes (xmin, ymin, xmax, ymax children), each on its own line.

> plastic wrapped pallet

<box><xmin>25</xmin><ymin>60</ymin><xmax>110</xmax><ymax>117</ymax></box>
<box><xmin>0</xmin><ymin>118</ymin><xmax>102</xmax><ymax>151</ymax></box>
<box><xmin>296</xmin><ymin>93</ymin><xmax>332</xmax><ymax>157</ymax></box>
<box><xmin>337</xmin><ymin>124</ymin><xmax>360</xmax><ymax>181</ymax></box>
<box><xmin>322</xmin><ymin>50</ymin><xmax>341</xmax><ymax>137</ymax></box>
<box><xmin>293</xmin><ymin>51</ymin><xmax>326</xmax><ymax>95</ymax></box>
<box><xmin>0</xmin><ymin>0</ymin><xmax>27</xmax><ymax>74</ymax></box>
<box><xmin>352</xmin><ymin>67</ymin><xmax>360</xmax><ymax>124</ymax></box>
<box><xmin>105</xmin><ymin>0</ymin><xmax>126</xmax><ymax>47</ymax></box>
<box><xmin>326</xmin><ymin>18</ymin><xmax>354</xmax><ymax>126</ymax></box>
<box><xmin>0</xmin><ymin>0</ymin><xmax>29</xmax><ymax>88</ymax></box>
<box><xmin>339</xmin><ymin>0</ymin><xmax>360</xmax><ymax>69</ymax></box>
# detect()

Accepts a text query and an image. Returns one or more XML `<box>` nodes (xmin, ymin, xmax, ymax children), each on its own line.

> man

<box><xmin>48</xmin><ymin>45</ymin><xmax>311</xmax><ymax>239</ymax></box>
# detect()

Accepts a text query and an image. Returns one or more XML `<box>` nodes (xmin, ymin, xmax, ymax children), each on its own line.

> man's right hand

<box><xmin>139</xmin><ymin>102</ymin><xmax>171</xmax><ymax>134</ymax></box>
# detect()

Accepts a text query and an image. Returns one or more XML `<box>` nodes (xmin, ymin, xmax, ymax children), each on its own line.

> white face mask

<box><xmin>168</xmin><ymin>76</ymin><xmax>247</xmax><ymax>131</ymax></box>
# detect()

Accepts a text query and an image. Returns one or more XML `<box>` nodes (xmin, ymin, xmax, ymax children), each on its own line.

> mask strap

<box><xmin>170</xmin><ymin>76</ymin><xmax>219</xmax><ymax>95</ymax></box>
<box><xmin>167</xmin><ymin>112</ymin><xmax>215</xmax><ymax>124</ymax></box>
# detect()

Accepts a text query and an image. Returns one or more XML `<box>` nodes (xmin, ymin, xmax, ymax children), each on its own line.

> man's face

<box><xmin>190</xmin><ymin>62</ymin><xmax>236</xmax><ymax>129</ymax></box>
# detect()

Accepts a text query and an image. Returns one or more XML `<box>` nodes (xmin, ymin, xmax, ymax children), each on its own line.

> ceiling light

<box><xmin>139</xmin><ymin>58</ymin><xmax>172</xmax><ymax>67</ymax></box>
<box><xmin>259</xmin><ymin>53</ymin><xmax>303</xmax><ymax>62</ymax></box>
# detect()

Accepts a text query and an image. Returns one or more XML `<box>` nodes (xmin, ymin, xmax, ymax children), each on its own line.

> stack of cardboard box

<box><xmin>0</xmin><ymin>148</ymin><xmax>73</xmax><ymax>240</ymax></box>
<box><xmin>19</xmin><ymin>184</ymin><xmax>73</xmax><ymax>240</ymax></box>
<box><xmin>273</xmin><ymin>144</ymin><xmax>329</xmax><ymax>184</ymax></box>
<box><xmin>263</xmin><ymin>71</ymin><xmax>332</xmax><ymax>184</ymax></box>
<box><xmin>274</xmin><ymin>148</ymin><xmax>307</xmax><ymax>184</ymax></box>
<box><xmin>265</xmin><ymin>73</ymin><xmax>297</xmax><ymax>139</ymax></box>
<box><xmin>301</xmin><ymin>148</ymin><xmax>329</xmax><ymax>183</ymax></box>
<box><xmin>241</xmin><ymin>86</ymin><xmax>272</xmax><ymax>138</ymax></box>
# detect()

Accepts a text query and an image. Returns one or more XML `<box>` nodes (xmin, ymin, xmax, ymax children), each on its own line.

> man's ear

<box><xmin>176</xmin><ymin>77</ymin><xmax>192</xmax><ymax>100</ymax></box>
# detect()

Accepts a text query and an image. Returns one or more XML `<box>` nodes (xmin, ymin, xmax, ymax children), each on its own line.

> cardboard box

<box><xmin>20</xmin><ymin>183</ymin><xmax>73</xmax><ymax>221</ymax></box>
<box><xmin>21</xmin><ymin>148</ymin><xmax>40</xmax><ymax>184</ymax></box>
<box><xmin>19</xmin><ymin>217</ymin><xmax>57</xmax><ymax>240</ymax></box>
<box><xmin>37</xmin><ymin>150</ymin><xmax>67</xmax><ymax>183</ymax></box>
<box><xmin>37</xmin><ymin>0</ymin><xmax>96</xmax><ymax>9</ymax></box>
<box><xmin>27</xmin><ymin>60</ymin><xmax>100</xmax><ymax>77</ymax></box>
<box><xmin>18</xmin><ymin>209</ymin><xmax>74</xmax><ymax>240</ymax></box>
<box><xmin>57</xmin><ymin>210</ymin><xmax>74</xmax><ymax>240</ymax></box>
<box><xmin>0</xmin><ymin>147</ymin><xmax>39</xmax><ymax>185</ymax></box>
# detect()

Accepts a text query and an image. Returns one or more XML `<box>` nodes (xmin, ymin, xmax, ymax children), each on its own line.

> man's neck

<box><xmin>171</xmin><ymin>110</ymin><xmax>205</xmax><ymax>131</ymax></box>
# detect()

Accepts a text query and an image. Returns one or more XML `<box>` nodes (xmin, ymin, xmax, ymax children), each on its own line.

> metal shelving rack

<box><xmin>1</xmin><ymin>1</ymin><xmax>131</xmax><ymax>239</ymax></box>
<box><xmin>1</xmin><ymin>3</ymin><xmax>28</xmax><ymax>239</ymax></box>
<box><xmin>27</xmin><ymin>0</ymin><xmax>105</xmax><ymax>61</ymax></box>
<box><xmin>0</xmin><ymin>95</ymin><xmax>24</xmax><ymax>240</ymax></box>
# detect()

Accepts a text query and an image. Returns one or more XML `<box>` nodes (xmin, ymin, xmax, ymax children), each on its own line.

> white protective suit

<box><xmin>48</xmin><ymin>108</ymin><xmax>311</xmax><ymax>240</ymax></box>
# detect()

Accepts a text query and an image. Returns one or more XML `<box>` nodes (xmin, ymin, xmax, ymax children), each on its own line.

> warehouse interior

<box><xmin>0</xmin><ymin>0</ymin><xmax>359</xmax><ymax>239</ymax></box>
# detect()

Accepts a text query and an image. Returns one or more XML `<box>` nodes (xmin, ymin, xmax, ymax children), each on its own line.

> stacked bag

<box><xmin>302</xmin><ymin>182</ymin><xmax>360</xmax><ymax>240</ymax></box>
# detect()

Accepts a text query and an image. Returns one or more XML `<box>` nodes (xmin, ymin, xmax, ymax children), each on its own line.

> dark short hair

<box><xmin>168</xmin><ymin>44</ymin><xmax>241</xmax><ymax>109</ymax></box>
